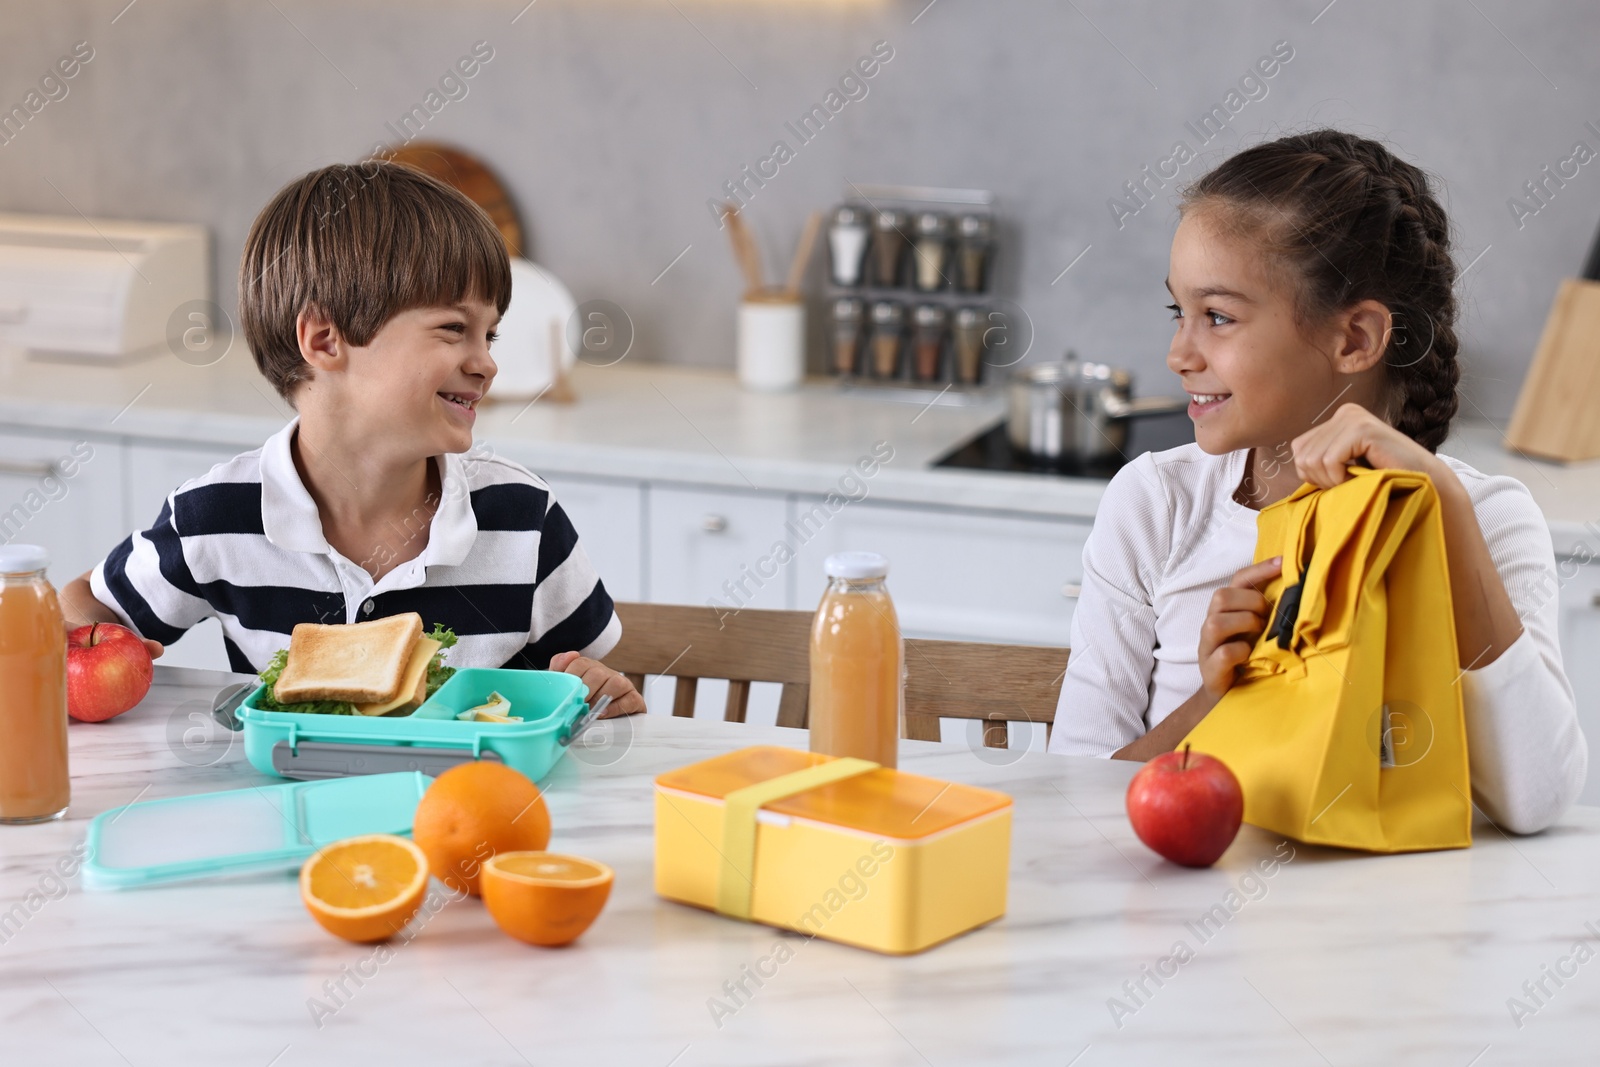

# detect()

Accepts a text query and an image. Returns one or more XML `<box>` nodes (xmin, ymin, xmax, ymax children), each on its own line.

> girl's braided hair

<box><xmin>1182</xmin><ymin>130</ymin><xmax>1459</xmax><ymax>451</ymax></box>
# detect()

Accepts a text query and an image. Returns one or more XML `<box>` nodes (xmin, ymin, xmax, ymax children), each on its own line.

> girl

<box><xmin>1047</xmin><ymin>130</ymin><xmax>1586</xmax><ymax>835</ymax></box>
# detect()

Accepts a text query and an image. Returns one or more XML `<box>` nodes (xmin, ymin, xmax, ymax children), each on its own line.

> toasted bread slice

<box><xmin>356</xmin><ymin>636</ymin><xmax>442</xmax><ymax>716</ymax></box>
<box><xmin>273</xmin><ymin>612</ymin><xmax>424</xmax><ymax>705</ymax></box>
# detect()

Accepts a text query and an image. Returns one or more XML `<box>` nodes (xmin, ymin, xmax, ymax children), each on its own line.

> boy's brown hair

<box><xmin>239</xmin><ymin>160</ymin><xmax>512</xmax><ymax>400</ymax></box>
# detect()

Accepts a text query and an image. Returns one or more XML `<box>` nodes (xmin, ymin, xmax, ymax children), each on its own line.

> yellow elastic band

<box><xmin>716</xmin><ymin>757</ymin><xmax>879</xmax><ymax>919</ymax></box>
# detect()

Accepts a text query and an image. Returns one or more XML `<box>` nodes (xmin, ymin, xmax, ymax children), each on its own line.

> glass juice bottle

<box><xmin>0</xmin><ymin>545</ymin><xmax>70</xmax><ymax>823</ymax></box>
<box><xmin>808</xmin><ymin>552</ymin><xmax>903</xmax><ymax>768</ymax></box>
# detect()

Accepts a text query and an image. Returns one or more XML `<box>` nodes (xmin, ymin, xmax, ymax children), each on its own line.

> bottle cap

<box><xmin>0</xmin><ymin>544</ymin><xmax>48</xmax><ymax>574</ymax></box>
<box><xmin>825</xmin><ymin>551</ymin><xmax>888</xmax><ymax>581</ymax></box>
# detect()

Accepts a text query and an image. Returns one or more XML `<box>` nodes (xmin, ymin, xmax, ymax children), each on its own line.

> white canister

<box><xmin>737</xmin><ymin>292</ymin><xmax>805</xmax><ymax>392</ymax></box>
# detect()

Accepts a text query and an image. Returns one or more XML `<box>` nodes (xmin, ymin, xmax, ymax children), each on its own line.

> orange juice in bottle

<box><xmin>0</xmin><ymin>545</ymin><xmax>69</xmax><ymax>824</ymax></box>
<box><xmin>809</xmin><ymin>552</ymin><xmax>902</xmax><ymax>768</ymax></box>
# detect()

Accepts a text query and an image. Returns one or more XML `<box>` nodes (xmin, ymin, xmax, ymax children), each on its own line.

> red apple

<box><xmin>67</xmin><ymin>623</ymin><xmax>153</xmax><ymax>723</ymax></box>
<box><xmin>1125</xmin><ymin>745</ymin><xmax>1244</xmax><ymax>868</ymax></box>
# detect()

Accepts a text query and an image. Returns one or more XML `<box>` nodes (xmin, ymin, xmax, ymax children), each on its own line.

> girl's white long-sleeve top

<box><xmin>1046</xmin><ymin>443</ymin><xmax>1587</xmax><ymax>835</ymax></box>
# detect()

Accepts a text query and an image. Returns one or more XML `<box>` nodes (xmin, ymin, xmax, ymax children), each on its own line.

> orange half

<box><xmin>480</xmin><ymin>852</ymin><xmax>613</xmax><ymax>947</ymax></box>
<box><xmin>300</xmin><ymin>834</ymin><xmax>430</xmax><ymax>943</ymax></box>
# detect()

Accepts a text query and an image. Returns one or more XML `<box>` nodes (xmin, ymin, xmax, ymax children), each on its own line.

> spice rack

<box><xmin>822</xmin><ymin>184</ymin><xmax>1010</xmax><ymax>405</ymax></box>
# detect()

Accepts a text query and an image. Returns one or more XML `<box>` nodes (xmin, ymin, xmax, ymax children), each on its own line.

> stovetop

<box><xmin>932</xmin><ymin>414</ymin><xmax>1195</xmax><ymax>479</ymax></box>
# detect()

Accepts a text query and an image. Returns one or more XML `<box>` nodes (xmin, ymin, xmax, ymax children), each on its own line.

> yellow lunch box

<box><xmin>653</xmin><ymin>745</ymin><xmax>1013</xmax><ymax>955</ymax></box>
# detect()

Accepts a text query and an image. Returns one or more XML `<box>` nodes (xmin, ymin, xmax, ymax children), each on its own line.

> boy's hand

<box><xmin>1198</xmin><ymin>557</ymin><xmax>1280</xmax><ymax>700</ymax></box>
<box><xmin>548</xmin><ymin>651</ymin><xmax>645</xmax><ymax>717</ymax></box>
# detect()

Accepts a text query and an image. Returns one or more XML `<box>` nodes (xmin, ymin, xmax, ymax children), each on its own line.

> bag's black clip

<box><xmin>1266</xmin><ymin>578</ymin><xmax>1305</xmax><ymax>650</ymax></box>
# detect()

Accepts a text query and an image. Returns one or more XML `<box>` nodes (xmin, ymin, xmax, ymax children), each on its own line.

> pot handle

<box><xmin>1102</xmin><ymin>394</ymin><xmax>1190</xmax><ymax>419</ymax></box>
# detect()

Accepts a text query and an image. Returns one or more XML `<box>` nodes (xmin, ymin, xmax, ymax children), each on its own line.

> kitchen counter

<box><xmin>4</xmin><ymin>666</ymin><xmax>1600</xmax><ymax>1064</ymax></box>
<box><xmin>2</xmin><ymin>349</ymin><xmax>1599</xmax><ymax>541</ymax></box>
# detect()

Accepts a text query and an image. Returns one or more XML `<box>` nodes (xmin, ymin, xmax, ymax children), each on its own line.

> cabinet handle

<box><xmin>0</xmin><ymin>460</ymin><xmax>56</xmax><ymax>478</ymax></box>
<box><xmin>1061</xmin><ymin>583</ymin><xmax>1082</xmax><ymax>599</ymax></box>
<box><xmin>701</xmin><ymin>514</ymin><xmax>728</xmax><ymax>533</ymax></box>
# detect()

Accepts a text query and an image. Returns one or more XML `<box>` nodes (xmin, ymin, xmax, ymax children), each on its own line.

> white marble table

<box><xmin>3</xmin><ymin>668</ymin><xmax>1599</xmax><ymax>1066</ymax></box>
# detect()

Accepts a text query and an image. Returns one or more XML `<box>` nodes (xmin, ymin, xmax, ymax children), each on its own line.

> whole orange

<box><xmin>412</xmin><ymin>762</ymin><xmax>551</xmax><ymax>896</ymax></box>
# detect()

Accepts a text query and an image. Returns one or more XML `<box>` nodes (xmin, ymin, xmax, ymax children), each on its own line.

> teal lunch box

<box><xmin>235</xmin><ymin>668</ymin><xmax>599</xmax><ymax>783</ymax></box>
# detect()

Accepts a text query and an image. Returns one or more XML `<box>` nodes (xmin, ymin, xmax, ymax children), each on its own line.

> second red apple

<box><xmin>1125</xmin><ymin>745</ymin><xmax>1244</xmax><ymax>868</ymax></box>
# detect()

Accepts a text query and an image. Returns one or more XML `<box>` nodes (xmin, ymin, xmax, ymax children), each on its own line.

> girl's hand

<box><xmin>1199</xmin><ymin>557</ymin><xmax>1282</xmax><ymax>700</ymax></box>
<box><xmin>1290</xmin><ymin>402</ymin><xmax>1446</xmax><ymax>489</ymax></box>
<box><xmin>548</xmin><ymin>650</ymin><xmax>646</xmax><ymax>717</ymax></box>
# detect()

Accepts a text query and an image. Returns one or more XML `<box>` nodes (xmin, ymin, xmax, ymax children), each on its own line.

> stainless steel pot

<box><xmin>1006</xmin><ymin>359</ymin><xmax>1189</xmax><ymax>462</ymax></box>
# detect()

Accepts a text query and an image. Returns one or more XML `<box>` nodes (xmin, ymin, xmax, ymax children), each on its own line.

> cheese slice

<box><xmin>356</xmin><ymin>636</ymin><xmax>442</xmax><ymax>716</ymax></box>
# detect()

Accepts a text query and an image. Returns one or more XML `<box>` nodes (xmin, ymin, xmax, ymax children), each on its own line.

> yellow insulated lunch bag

<box><xmin>1182</xmin><ymin>466</ymin><xmax>1472</xmax><ymax>852</ymax></box>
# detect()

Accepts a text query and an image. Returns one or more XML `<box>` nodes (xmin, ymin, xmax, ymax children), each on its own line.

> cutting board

<box><xmin>1505</xmin><ymin>278</ymin><xmax>1600</xmax><ymax>462</ymax></box>
<box><xmin>379</xmin><ymin>142</ymin><xmax>524</xmax><ymax>257</ymax></box>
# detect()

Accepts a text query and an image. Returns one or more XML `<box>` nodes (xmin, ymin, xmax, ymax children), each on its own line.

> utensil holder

<box><xmin>738</xmin><ymin>291</ymin><xmax>805</xmax><ymax>391</ymax></box>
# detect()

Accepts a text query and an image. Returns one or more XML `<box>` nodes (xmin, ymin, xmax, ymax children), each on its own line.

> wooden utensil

<box><xmin>722</xmin><ymin>204</ymin><xmax>765</xmax><ymax>298</ymax></box>
<box><xmin>378</xmin><ymin>142</ymin><xmax>525</xmax><ymax>257</ymax></box>
<box><xmin>784</xmin><ymin>211</ymin><xmax>823</xmax><ymax>297</ymax></box>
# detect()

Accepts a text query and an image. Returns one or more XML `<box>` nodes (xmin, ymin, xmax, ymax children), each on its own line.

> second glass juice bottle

<box><xmin>0</xmin><ymin>545</ymin><xmax>69</xmax><ymax>824</ymax></box>
<box><xmin>809</xmin><ymin>552</ymin><xmax>903</xmax><ymax>768</ymax></box>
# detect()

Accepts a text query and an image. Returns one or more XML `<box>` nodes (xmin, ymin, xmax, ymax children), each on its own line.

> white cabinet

<box><xmin>542</xmin><ymin>473</ymin><xmax>644</xmax><ymax>602</ymax></box>
<box><xmin>791</xmin><ymin>497</ymin><xmax>1086</xmax><ymax>646</ymax></box>
<box><xmin>0</xmin><ymin>429</ymin><xmax>125</xmax><ymax>586</ymax></box>
<box><xmin>1557</xmin><ymin>560</ymin><xmax>1600</xmax><ymax>805</ymax></box>
<box><xmin>646</xmin><ymin>484</ymin><xmax>790</xmax><ymax>609</ymax></box>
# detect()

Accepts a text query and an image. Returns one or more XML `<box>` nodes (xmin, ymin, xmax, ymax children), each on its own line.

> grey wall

<box><xmin>3</xmin><ymin>0</ymin><xmax>1597</xmax><ymax>418</ymax></box>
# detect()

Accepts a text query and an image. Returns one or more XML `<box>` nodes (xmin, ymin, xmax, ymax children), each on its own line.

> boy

<box><xmin>62</xmin><ymin>161</ymin><xmax>644</xmax><ymax>717</ymax></box>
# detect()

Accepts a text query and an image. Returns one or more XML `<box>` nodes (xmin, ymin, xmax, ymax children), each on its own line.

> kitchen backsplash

<box><xmin>1</xmin><ymin>0</ymin><xmax>1597</xmax><ymax>419</ymax></box>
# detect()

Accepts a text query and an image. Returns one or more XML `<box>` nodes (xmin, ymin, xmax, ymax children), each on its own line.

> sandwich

<box><xmin>256</xmin><ymin>612</ymin><xmax>457</xmax><ymax>716</ymax></box>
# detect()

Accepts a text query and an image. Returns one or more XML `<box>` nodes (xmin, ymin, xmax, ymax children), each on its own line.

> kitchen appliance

<box><xmin>1006</xmin><ymin>359</ymin><xmax>1189</xmax><ymax>463</ymax></box>
<box><xmin>0</xmin><ymin>212</ymin><xmax>207</xmax><ymax>361</ymax></box>
<box><xmin>934</xmin><ymin>415</ymin><xmax>1194</xmax><ymax>479</ymax></box>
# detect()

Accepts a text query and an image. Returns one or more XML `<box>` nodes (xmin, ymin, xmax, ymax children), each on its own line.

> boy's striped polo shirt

<box><xmin>91</xmin><ymin>419</ymin><xmax>620</xmax><ymax>674</ymax></box>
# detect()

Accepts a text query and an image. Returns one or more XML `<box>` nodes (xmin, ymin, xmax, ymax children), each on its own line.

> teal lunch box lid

<box><xmin>82</xmin><ymin>772</ymin><xmax>431</xmax><ymax>890</ymax></box>
<box><xmin>236</xmin><ymin>668</ymin><xmax>594</xmax><ymax>784</ymax></box>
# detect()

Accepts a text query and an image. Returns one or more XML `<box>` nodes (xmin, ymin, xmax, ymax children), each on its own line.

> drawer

<box><xmin>791</xmin><ymin>498</ymin><xmax>1086</xmax><ymax>645</ymax></box>
<box><xmin>646</xmin><ymin>484</ymin><xmax>790</xmax><ymax>610</ymax></box>
<box><xmin>0</xmin><ymin>429</ymin><xmax>125</xmax><ymax>585</ymax></box>
<box><xmin>541</xmin><ymin>473</ymin><xmax>645</xmax><ymax>602</ymax></box>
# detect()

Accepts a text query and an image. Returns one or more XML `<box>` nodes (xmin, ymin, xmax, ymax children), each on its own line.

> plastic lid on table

<box><xmin>654</xmin><ymin>746</ymin><xmax>1011</xmax><ymax>841</ymax></box>
<box><xmin>82</xmin><ymin>771</ymin><xmax>431</xmax><ymax>890</ymax></box>
<box><xmin>824</xmin><ymin>552</ymin><xmax>888</xmax><ymax>581</ymax></box>
<box><xmin>0</xmin><ymin>544</ymin><xmax>48</xmax><ymax>574</ymax></box>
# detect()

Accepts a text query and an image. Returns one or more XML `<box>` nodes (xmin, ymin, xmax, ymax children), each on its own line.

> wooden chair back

<box><xmin>607</xmin><ymin>603</ymin><xmax>1068</xmax><ymax>749</ymax></box>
